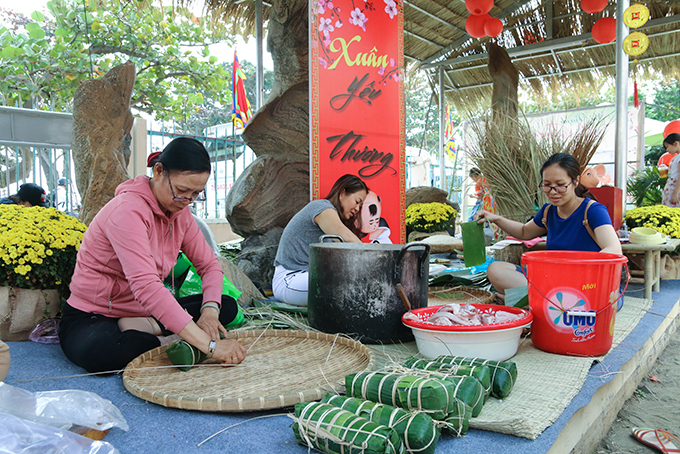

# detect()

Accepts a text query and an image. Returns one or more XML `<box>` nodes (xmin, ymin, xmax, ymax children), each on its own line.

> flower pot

<box><xmin>0</xmin><ymin>287</ymin><xmax>60</xmax><ymax>341</ymax></box>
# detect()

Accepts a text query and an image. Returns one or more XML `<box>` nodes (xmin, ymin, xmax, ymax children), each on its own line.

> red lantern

<box><xmin>466</xmin><ymin>14</ymin><xmax>490</xmax><ymax>38</ymax></box>
<box><xmin>581</xmin><ymin>0</ymin><xmax>608</xmax><ymax>14</ymax></box>
<box><xmin>664</xmin><ymin>120</ymin><xmax>680</xmax><ymax>138</ymax></box>
<box><xmin>484</xmin><ymin>17</ymin><xmax>503</xmax><ymax>37</ymax></box>
<box><xmin>592</xmin><ymin>17</ymin><xmax>616</xmax><ymax>44</ymax></box>
<box><xmin>465</xmin><ymin>0</ymin><xmax>494</xmax><ymax>16</ymax></box>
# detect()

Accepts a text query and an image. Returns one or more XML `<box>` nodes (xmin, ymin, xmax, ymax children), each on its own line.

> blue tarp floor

<box><xmin>4</xmin><ymin>280</ymin><xmax>679</xmax><ymax>454</ymax></box>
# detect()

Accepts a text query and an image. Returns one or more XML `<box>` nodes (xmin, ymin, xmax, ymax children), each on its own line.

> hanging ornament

<box><xmin>466</xmin><ymin>14</ymin><xmax>490</xmax><ymax>38</ymax></box>
<box><xmin>623</xmin><ymin>4</ymin><xmax>650</xmax><ymax>28</ymax></box>
<box><xmin>664</xmin><ymin>120</ymin><xmax>680</xmax><ymax>138</ymax></box>
<box><xmin>484</xmin><ymin>17</ymin><xmax>503</xmax><ymax>37</ymax></box>
<box><xmin>623</xmin><ymin>31</ymin><xmax>649</xmax><ymax>57</ymax></box>
<box><xmin>581</xmin><ymin>0</ymin><xmax>607</xmax><ymax>14</ymax></box>
<box><xmin>592</xmin><ymin>17</ymin><xmax>616</xmax><ymax>44</ymax></box>
<box><xmin>465</xmin><ymin>0</ymin><xmax>494</xmax><ymax>16</ymax></box>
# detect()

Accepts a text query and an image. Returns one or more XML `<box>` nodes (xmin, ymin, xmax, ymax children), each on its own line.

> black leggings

<box><xmin>59</xmin><ymin>295</ymin><xmax>238</xmax><ymax>373</ymax></box>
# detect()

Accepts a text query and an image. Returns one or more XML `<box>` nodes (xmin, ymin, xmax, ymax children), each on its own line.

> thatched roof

<box><xmin>198</xmin><ymin>0</ymin><xmax>680</xmax><ymax>111</ymax></box>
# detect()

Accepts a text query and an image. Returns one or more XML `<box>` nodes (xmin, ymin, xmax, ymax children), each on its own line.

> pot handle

<box><xmin>395</xmin><ymin>242</ymin><xmax>430</xmax><ymax>279</ymax></box>
<box><xmin>319</xmin><ymin>234</ymin><xmax>345</xmax><ymax>243</ymax></box>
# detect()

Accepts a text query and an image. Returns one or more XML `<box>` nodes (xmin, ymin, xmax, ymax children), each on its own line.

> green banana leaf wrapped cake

<box><xmin>321</xmin><ymin>394</ymin><xmax>440</xmax><ymax>454</ymax></box>
<box><xmin>293</xmin><ymin>402</ymin><xmax>405</xmax><ymax>454</ymax></box>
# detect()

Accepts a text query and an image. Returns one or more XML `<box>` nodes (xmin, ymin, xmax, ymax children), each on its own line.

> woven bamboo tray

<box><xmin>122</xmin><ymin>329</ymin><xmax>374</xmax><ymax>412</ymax></box>
<box><xmin>428</xmin><ymin>286</ymin><xmax>495</xmax><ymax>306</ymax></box>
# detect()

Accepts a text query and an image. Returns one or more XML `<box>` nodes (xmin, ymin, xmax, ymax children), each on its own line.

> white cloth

<box><xmin>272</xmin><ymin>265</ymin><xmax>309</xmax><ymax>306</ymax></box>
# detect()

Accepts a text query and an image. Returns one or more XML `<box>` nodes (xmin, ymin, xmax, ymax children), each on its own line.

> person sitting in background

<box><xmin>55</xmin><ymin>178</ymin><xmax>81</xmax><ymax>216</ymax></box>
<box><xmin>475</xmin><ymin>153</ymin><xmax>622</xmax><ymax>302</ymax></box>
<box><xmin>467</xmin><ymin>168</ymin><xmax>485</xmax><ymax>222</ymax></box>
<box><xmin>0</xmin><ymin>183</ymin><xmax>49</xmax><ymax>207</ymax></box>
<box><xmin>273</xmin><ymin>174</ymin><xmax>368</xmax><ymax>306</ymax></box>
<box><xmin>661</xmin><ymin>133</ymin><xmax>680</xmax><ymax>207</ymax></box>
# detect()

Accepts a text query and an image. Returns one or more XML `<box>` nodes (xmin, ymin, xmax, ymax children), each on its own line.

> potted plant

<box><xmin>0</xmin><ymin>205</ymin><xmax>87</xmax><ymax>340</ymax></box>
<box><xmin>405</xmin><ymin>202</ymin><xmax>457</xmax><ymax>240</ymax></box>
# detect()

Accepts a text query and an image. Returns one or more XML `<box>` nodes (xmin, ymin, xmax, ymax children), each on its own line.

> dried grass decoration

<box><xmin>466</xmin><ymin>114</ymin><xmax>607</xmax><ymax>223</ymax></box>
<box><xmin>122</xmin><ymin>330</ymin><xmax>374</xmax><ymax>412</ymax></box>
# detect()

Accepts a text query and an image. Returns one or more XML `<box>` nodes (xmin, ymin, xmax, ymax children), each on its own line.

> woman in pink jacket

<box><xmin>59</xmin><ymin>138</ymin><xmax>246</xmax><ymax>373</ymax></box>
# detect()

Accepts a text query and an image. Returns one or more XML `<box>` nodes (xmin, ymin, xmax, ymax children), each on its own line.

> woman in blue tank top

<box><xmin>475</xmin><ymin>153</ymin><xmax>622</xmax><ymax>302</ymax></box>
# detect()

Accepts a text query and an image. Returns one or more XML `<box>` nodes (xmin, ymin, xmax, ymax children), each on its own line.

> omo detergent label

<box><xmin>543</xmin><ymin>287</ymin><xmax>597</xmax><ymax>343</ymax></box>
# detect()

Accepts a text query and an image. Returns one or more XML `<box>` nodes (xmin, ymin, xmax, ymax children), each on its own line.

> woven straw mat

<box><xmin>122</xmin><ymin>329</ymin><xmax>374</xmax><ymax>412</ymax></box>
<box><xmin>470</xmin><ymin>296</ymin><xmax>653</xmax><ymax>440</ymax></box>
<box><xmin>428</xmin><ymin>286</ymin><xmax>495</xmax><ymax>306</ymax></box>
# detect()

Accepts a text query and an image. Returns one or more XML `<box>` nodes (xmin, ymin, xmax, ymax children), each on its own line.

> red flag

<box><xmin>232</xmin><ymin>51</ymin><xmax>253</xmax><ymax>129</ymax></box>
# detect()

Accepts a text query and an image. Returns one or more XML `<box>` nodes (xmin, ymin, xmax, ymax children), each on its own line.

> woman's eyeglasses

<box><xmin>539</xmin><ymin>181</ymin><xmax>573</xmax><ymax>194</ymax></box>
<box><xmin>167</xmin><ymin>173</ymin><xmax>207</xmax><ymax>202</ymax></box>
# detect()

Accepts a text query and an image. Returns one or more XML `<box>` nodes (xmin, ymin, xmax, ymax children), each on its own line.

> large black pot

<box><xmin>308</xmin><ymin>237</ymin><xmax>430</xmax><ymax>343</ymax></box>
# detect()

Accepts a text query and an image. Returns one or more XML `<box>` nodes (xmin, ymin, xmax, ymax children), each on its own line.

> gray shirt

<box><xmin>274</xmin><ymin>199</ymin><xmax>336</xmax><ymax>271</ymax></box>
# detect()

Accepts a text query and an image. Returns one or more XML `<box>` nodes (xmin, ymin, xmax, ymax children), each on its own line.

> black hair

<box><xmin>664</xmin><ymin>133</ymin><xmax>680</xmax><ymax>148</ymax></box>
<box><xmin>150</xmin><ymin>137</ymin><xmax>211</xmax><ymax>174</ymax></box>
<box><xmin>540</xmin><ymin>153</ymin><xmax>595</xmax><ymax>200</ymax></box>
<box><xmin>469</xmin><ymin>168</ymin><xmax>482</xmax><ymax>178</ymax></box>
<box><xmin>325</xmin><ymin>174</ymin><xmax>369</xmax><ymax>236</ymax></box>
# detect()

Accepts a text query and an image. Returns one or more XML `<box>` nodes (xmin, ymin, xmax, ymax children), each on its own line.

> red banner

<box><xmin>310</xmin><ymin>0</ymin><xmax>405</xmax><ymax>244</ymax></box>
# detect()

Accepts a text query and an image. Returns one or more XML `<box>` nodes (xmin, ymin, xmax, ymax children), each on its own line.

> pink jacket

<box><xmin>67</xmin><ymin>175</ymin><xmax>224</xmax><ymax>334</ymax></box>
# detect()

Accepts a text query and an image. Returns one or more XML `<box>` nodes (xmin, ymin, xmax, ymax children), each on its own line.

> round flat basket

<box><xmin>428</xmin><ymin>286</ymin><xmax>494</xmax><ymax>306</ymax></box>
<box><xmin>122</xmin><ymin>329</ymin><xmax>374</xmax><ymax>412</ymax></box>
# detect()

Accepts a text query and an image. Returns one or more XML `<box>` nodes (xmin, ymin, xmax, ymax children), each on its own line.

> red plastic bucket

<box><xmin>521</xmin><ymin>250</ymin><xmax>628</xmax><ymax>356</ymax></box>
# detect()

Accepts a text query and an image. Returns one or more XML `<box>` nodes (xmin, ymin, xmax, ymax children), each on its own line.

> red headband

<box><xmin>147</xmin><ymin>151</ymin><xmax>162</xmax><ymax>168</ymax></box>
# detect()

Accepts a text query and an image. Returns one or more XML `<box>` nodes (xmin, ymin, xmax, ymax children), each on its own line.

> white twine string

<box><xmin>197</xmin><ymin>413</ymin><xmax>288</xmax><ymax>447</ymax></box>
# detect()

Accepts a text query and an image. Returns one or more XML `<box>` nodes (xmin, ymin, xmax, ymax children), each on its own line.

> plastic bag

<box><xmin>165</xmin><ymin>252</ymin><xmax>241</xmax><ymax>301</ymax></box>
<box><xmin>29</xmin><ymin>319</ymin><xmax>60</xmax><ymax>344</ymax></box>
<box><xmin>0</xmin><ymin>382</ymin><xmax>129</xmax><ymax>432</ymax></box>
<box><xmin>0</xmin><ymin>412</ymin><xmax>119</xmax><ymax>454</ymax></box>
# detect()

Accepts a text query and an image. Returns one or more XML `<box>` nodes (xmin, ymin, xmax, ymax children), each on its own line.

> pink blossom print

<box><xmin>384</xmin><ymin>0</ymin><xmax>397</xmax><ymax>18</ymax></box>
<box><xmin>350</xmin><ymin>8</ymin><xmax>368</xmax><ymax>31</ymax></box>
<box><xmin>319</xmin><ymin>17</ymin><xmax>334</xmax><ymax>37</ymax></box>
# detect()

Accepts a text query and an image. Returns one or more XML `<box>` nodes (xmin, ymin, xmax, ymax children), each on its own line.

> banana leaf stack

<box><xmin>433</xmin><ymin>355</ymin><xmax>518</xmax><ymax>399</ymax></box>
<box><xmin>292</xmin><ymin>402</ymin><xmax>405</xmax><ymax>454</ymax></box>
<box><xmin>403</xmin><ymin>358</ymin><xmax>492</xmax><ymax>400</ymax></box>
<box><xmin>321</xmin><ymin>394</ymin><xmax>440</xmax><ymax>454</ymax></box>
<box><xmin>344</xmin><ymin>372</ymin><xmax>471</xmax><ymax>436</ymax></box>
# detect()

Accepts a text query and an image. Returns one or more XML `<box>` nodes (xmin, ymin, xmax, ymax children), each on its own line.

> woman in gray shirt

<box><xmin>273</xmin><ymin>175</ymin><xmax>368</xmax><ymax>306</ymax></box>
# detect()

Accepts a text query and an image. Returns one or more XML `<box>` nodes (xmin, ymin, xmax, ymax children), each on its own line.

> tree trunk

<box><xmin>488</xmin><ymin>43</ymin><xmax>519</xmax><ymax>122</ymax></box>
<box><xmin>72</xmin><ymin>62</ymin><xmax>135</xmax><ymax>225</ymax></box>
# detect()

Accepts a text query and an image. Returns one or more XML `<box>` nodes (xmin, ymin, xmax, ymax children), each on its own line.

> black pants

<box><xmin>59</xmin><ymin>295</ymin><xmax>238</xmax><ymax>373</ymax></box>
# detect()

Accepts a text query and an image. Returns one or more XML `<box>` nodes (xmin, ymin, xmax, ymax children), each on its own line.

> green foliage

<box><xmin>647</xmin><ymin>80</ymin><xmax>680</xmax><ymax>122</ymax></box>
<box><xmin>627</xmin><ymin>166</ymin><xmax>665</xmax><ymax>207</ymax></box>
<box><xmin>645</xmin><ymin>145</ymin><xmax>666</xmax><ymax>166</ymax></box>
<box><xmin>0</xmin><ymin>0</ymin><xmax>234</xmax><ymax>123</ymax></box>
<box><xmin>404</xmin><ymin>71</ymin><xmax>458</xmax><ymax>154</ymax></box>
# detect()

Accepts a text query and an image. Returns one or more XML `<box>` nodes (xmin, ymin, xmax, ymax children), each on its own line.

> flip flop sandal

<box><xmin>632</xmin><ymin>428</ymin><xmax>680</xmax><ymax>453</ymax></box>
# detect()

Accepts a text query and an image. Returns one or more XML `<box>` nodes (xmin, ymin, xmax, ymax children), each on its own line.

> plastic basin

<box><xmin>402</xmin><ymin>304</ymin><xmax>533</xmax><ymax>361</ymax></box>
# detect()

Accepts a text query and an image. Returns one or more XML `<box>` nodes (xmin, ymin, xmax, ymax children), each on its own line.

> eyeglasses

<box><xmin>539</xmin><ymin>181</ymin><xmax>573</xmax><ymax>194</ymax></box>
<box><xmin>166</xmin><ymin>173</ymin><xmax>207</xmax><ymax>202</ymax></box>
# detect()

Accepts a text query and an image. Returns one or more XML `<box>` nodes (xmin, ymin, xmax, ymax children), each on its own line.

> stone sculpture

<box><xmin>225</xmin><ymin>0</ymin><xmax>310</xmax><ymax>287</ymax></box>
